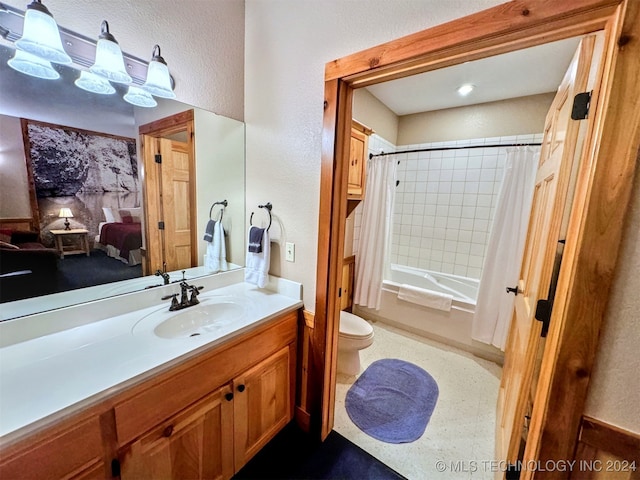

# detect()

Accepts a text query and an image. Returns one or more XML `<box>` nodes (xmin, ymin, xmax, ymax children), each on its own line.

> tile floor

<box><xmin>334</xmin><ymin>321</ymin><xmax>503</xmax><ymax>480</ymax></box>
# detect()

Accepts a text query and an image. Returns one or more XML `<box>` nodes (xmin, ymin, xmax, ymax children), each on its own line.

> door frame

<box><xmin>139</xmin><ymin>110</ymin><xmax>197</xmax><ymax>274</ymax></box>
<box><xmin>311</xmin><ymin>0</ymin><xmax>640</xmax><ymax>472</ymax></box>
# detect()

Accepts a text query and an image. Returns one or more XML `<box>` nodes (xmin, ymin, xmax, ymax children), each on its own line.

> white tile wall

<box><xmin>353</xmin><ymin>133</ymin><xmax>543</xmax><ymax>280</ymax></box>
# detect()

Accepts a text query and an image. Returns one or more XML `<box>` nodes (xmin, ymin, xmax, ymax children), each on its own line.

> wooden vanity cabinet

<box><xmin>0</xmin><ymin>309</ymin><xmax>298</xmax><ymax>480</ymax></box>
<box><xmin>115</xmin><ymin>310</ymin><xmax>297</xmax><ymax>479</ymax></box>
<box><xmin>0</xmin><ymin>412</ymin><xmax>111</xmax><ymax>480</ymax></box>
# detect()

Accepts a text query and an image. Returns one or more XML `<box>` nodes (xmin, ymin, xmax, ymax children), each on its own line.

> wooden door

<box><xmin>496</xmin><ymin>34</ymin><xmax>603</xmax><ymax>467</ymax></box>
<box><xmin>120</xmin><ymin>388</ymin><xmax>234</xmax><ymax>480</ymax></box>
<box><xmin>159</xmin><ymin>138</ymin><xmax>193</xmax><ymax>272</ymax></box>
<box><xmin>233</xmin><ymin>346</ymin><xmax>292</xmax><ymax>471</ymax></box>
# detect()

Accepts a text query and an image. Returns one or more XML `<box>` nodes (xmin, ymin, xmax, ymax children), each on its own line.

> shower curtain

<box><xmin>472</xmin><ymin>146</ymin><xmax>539</xmax><ymax>350</ymax></box>
<box><xmin>353</xmin><ymin>155</ymin><xmax>397</xmax><ymax>310</ymax></box>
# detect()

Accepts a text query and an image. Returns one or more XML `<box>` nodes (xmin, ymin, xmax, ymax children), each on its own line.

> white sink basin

<box><xmin>132</xmin><ymin>296</ymin><xmax>248</xmax><ymax>339</ymax></box>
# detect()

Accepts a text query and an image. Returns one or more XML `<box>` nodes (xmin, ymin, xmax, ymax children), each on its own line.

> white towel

<box><xmin>398</xmin><ymin>284</ymin><xmax>453</xmax><ymax>312</ymax></box>
<box><xmin>244</xmin><ymin>227</ymin><xmax>270</xmax><ymax>288</ymax></box>
<box><xmin>204</xmin><ymin>221</ymin><xmax>228</xmax><ymax>273</ymax></box>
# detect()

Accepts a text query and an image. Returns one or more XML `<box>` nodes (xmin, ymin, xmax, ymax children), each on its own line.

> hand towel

<box><xmin>204</xmin><ymin>221</ymin><xmax>228</xmax><ymax>273</ymax></box>
<box><xmin>203</xmin><ymin>219</ymin><xmax>216</xmax><ymax>242</ymax></box>
<box><xmin>244</xmin><ymin>227</ymin><xmax>270</xmax><ymax>288</ymax></box>
<box><xmin>398</xmin><ymin>284</ymin><xmax>453</xmax><ymax>312</ymax></box>
<box><xmin>248</xmin><ymin>226</ymin><xmax>265</xmax><ymax>253</ymax></box>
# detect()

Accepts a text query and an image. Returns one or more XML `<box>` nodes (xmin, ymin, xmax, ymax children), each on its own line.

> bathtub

<box><xmin>353</xmin><ymin>264</ymin><xmax>503</xmax><ymax>363</ymax></box>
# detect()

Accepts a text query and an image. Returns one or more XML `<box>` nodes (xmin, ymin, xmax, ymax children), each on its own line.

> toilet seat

<box><xmin>339</xmin><ymin>311</ymin><xmax>374</xmax><ymax>340</ymax></box>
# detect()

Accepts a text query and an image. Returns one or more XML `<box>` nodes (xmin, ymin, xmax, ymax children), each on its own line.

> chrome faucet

<box><xmin>161</xmin><ymin>271</ymin><xmax>203</xmax><ymax>311</ymax></box>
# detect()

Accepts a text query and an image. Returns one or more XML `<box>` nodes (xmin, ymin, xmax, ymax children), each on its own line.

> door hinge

<box><xmin>155</xmin><ymin>154</ymin><xmax>162</xmax><ymax>164</ymax></box>
<box><xmin>571</xmin><ymin>91</ymin><xmax>592</xmax><ymax>120</ymax></box>
<box><xmin>535</xmin><ymin>298</ymin><xmax>552</xmax><ymax>337</ymax></box>
<box><xmin>338</xmin><ymin>287</ymin><xmax>342</xmax><ymax>297</ymax></box>
<box><xmin>111</xmin><ymin>458</ymin><xmax>121</xmax><ymax>477</ymax></box>
<box><xmin>158</xmin><ymin>221</ymin><xmax>165</xmax><ymax>230</ymax></box>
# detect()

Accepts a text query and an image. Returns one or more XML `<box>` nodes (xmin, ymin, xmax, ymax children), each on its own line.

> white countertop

<box><xmin>0</xmin><ymin>273</ymin><xmax>302</xmax><ymax>446</ymax></box>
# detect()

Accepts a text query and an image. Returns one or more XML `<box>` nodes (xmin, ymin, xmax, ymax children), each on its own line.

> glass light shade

<box><xmin>123</xmin><ymin>85</ymin><xmax>157</xmax><ymax>108</ymax></box>
<box><xmin>7</xmin><ymin>49</ymin><xmax>60</xmax><ymax>79</ymax></box>
<box><xmin>58</xmin><ymin>208</ymin><xmax>73</xmax><ymax>218</ymax></box>
<box><xmin>89</xmin><ymin>21</ymin><xmax>132</xmax><ymax>84</ymax></box>
<box><xmin>141</xmin><ymin>46</ymin><xmax>175</xmax><ymax>99</ymax></box>
<box><xmin>15</xmin><ymin>1</ymin><xmax>72</xmax><ymax>65</ymax></box>
<box><xmin>75</xmin><ymin>70</ymin><xmax>115</xmax><ymax>95</ymax></box>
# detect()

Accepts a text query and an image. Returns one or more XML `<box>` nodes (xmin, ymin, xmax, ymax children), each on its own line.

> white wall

<box><xmin>398</xmin><ymin>93</ymin><xmax>554</xmax><ymax>145</ymax></box>
<box><xmin>244</xmin><ymin>0</ymin><xmax>503</xmax><ymax>308</ymax></box>
<box><xmin>2</xmin><ymin>0</ymin><xmax>245</xmax><ymax>121</ymax></box>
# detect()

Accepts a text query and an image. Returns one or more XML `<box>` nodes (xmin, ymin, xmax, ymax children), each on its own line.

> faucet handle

<box><xmin>161</xmin><ymin>293</ymin><xmax>180</xmax><ymax>311</ymax></box>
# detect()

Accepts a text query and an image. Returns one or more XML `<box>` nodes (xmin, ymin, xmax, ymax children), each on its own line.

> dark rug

<box><xmin>56</xmin><ymin>249</ymin><xmax>142</xmax><ymax>292</ymax></box>
<box><xmin>233</xmin><ymin>422</ymin><xmax>407</xmax><ymax>480</ymax></box>
<box><xmin>346</xmin><ymin>358</ymin><xmax>438</xmax><ymax>444</ymax></box>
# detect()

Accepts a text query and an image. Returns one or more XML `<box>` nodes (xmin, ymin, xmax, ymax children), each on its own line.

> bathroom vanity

<box><xmin>0</xmin><ymin>270</ymin><xmax>303</xmax><ymax>479</ymax></box>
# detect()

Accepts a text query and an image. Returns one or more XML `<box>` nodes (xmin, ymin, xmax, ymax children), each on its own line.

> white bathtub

<box><xmin>354</xmin><ymin>264</ymin><xmax>503</xmax><ymax>363</ymax></box>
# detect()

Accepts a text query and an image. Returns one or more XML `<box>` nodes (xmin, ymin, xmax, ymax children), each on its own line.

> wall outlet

<box><xmin>285</xmin><ymin>242</ymin><xmax>295</xmax><ymax>262</ymax></box>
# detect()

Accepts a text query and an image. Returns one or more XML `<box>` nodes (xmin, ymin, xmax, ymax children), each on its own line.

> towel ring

<box><xmin>250</xmin><ymin>202</ymin><xmax>272</xmax><ymax>231</ymax></box>
<box><xmin>209</xmin><ymin>200</ymin><xmax>228</xmax><ymax>221</ymax></box>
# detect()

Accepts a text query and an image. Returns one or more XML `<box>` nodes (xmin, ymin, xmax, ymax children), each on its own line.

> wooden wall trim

<box><xmin>578</xmin><ymin>416</ymin><xmax>640</xmax><ymax>462</ymax></box>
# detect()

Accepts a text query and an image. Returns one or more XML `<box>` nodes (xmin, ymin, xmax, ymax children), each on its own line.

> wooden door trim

<box><xmin>314</xmin><ymin>0</ymin><xmax>640</xmax><ymax>470</ymax></box>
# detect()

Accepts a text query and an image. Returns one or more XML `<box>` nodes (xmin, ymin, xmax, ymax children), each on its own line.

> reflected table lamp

<box><xmin>59</xmin><ymin>208</ymin><xmax>73</xmax><ymax>230</ymax></box>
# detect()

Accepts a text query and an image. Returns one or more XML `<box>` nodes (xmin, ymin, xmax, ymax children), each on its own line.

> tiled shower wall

<box><xmin>353</xmin><ymin>133</ymin><xmax>543</xmax><ymax>280</ymax></box>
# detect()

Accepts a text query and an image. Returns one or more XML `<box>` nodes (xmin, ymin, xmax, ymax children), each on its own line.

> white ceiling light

<box><xmin>14</xmin><ymin>0</ymin><xmax>71</xmax><ymax>65</ymax></box>
<box><xmin>7</xmin><ymin>48</ymin><xmax>59</xmax><ymax>79</ymax></box>
<box><xmin>456</xmin><ymin>84</ymin><xmax>475</xmax><ymax>96</ymax></box>
<box><xmin>74</xmin><ymin>70</ymin><xmax>115</xmax><ymax>95</ymax></box>
<box><xmin>89</xmin><ymin>21</ymin><xmax>132</xmax><ymax>84</ymax></box>
<box><xmin>141</xmin><ymin>45</ymin><xmax>176</xmax><ymax>99</ymax></box>
<box><xmin>123</xmin><ymin>85</ymin><xmax>157</xmax><ymax>108</ymax></box>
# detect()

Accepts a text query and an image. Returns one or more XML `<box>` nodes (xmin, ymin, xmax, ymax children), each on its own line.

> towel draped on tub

<box><xmin>397</xmin><ymin>284</ymin><xmax>453</xmax><ymax>312</ymax></box>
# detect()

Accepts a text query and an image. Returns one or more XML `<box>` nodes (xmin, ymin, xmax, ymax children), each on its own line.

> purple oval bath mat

<box><xmin>345</xmin><ymin>358</ymin><xmax>439</xmax><ymax>443</ymax></box>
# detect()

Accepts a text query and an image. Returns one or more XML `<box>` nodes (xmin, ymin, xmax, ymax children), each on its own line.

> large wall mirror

<box><xmin>0</xmin><ymin>41</ymin><xmax>245</xmax><ymax>321</ymax></box>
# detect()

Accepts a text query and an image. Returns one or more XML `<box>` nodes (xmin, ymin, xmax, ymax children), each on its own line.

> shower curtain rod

<box><xmin>369</xmin><ymin>142</ymin><xmax>542</xmax><ymax>159</ymax></box>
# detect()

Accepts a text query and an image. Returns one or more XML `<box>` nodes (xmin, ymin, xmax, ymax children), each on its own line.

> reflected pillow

<box><xmin>118</xmin><ymin>208</ymin><xmax>142</xmax><ymax>224</ymax></box>
<box><xmin>102</xmin><ymin>207</ymin><xmax>122</xmax><ymax>223</ymax></box>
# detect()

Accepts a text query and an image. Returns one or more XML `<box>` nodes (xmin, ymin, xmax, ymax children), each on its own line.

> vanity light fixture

<box><xmin>457</xmin><ymin>84</ymin><xmax>475</xmax><ymax>96</ymax></box>
<box><xmin>74</xmin><ymin>70</ymin><xmax>116</xmax><ymax>95</ymax></box>
<box><xmin>58</xmin><ymin>208</ymin><xmax>73</xmax><ymax>230</ymax></box>
<box><xmin>7</xmin><ymin>48</ymin><xmax>60</xmax><ymax>79</ymax></box>
<box><xmin>141</xmin><ymin>45</ymin><xmax>176</xmax><ymax>99</ymax></box>
<box><xmin>14</xmin><ymin>0</ymin><xmax>71</xmax><ymax>65</ymax></box>
<box><xmin>123</xmin><ymin>85</ymin><xmax>157</xmax><ymax>108</ymax></box>
<box><xmin>89</xmin><ymin>21</ymin><xmax>132</xmax><ymax>84</ymax></box>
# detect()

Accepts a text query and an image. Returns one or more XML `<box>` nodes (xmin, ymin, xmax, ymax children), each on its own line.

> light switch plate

<box><xmin>285</xmin><ymin>242</ymin><xmax>295</xmax><ymax>262</ymax></box>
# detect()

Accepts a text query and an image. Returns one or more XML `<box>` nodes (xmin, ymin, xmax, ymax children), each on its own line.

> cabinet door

<box><xmin>0</xmin><ymin>416</ymin><xmax>107</xmax><ymax>480</ymax></box>
<box><xmin>120</xmin><ymin>387</ymin><xmax>234</xmax><ymax>480</ymax></box>
<box><xmin>233</xmin><ymin>345</ymin><xmax>292</xmax><ymax>470</ymax></box>
<box><xmin>348</xmin><ymin>127</ymin><xmax>367</xmax><ymax>198</ymax></box>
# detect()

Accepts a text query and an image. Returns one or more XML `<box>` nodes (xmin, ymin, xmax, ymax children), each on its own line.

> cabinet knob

<box><xmin>162</xmin><ymin>425</ymin><xmax>174</xmax><ymax>437</ymax></box>
<box><xmin>237</xmin><ymin>384</ymin><xmax>245</xmax><ymax>393</ymax></box>
<box><xmin>225</xmin><ymin>392</ymin><xmax>234</xmax><ymax>401</ymax></box>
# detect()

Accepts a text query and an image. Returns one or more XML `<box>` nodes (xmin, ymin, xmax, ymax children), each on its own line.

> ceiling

<box><xmin>365</xmin><ymin>36</ymin><xmax>582</xmax><ymax>116</ymax></box>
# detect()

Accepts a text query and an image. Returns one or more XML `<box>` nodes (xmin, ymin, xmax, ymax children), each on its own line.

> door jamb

<box><xmin>312</xmin><ymin>0</ymin><xmax>640</xmax><ymax>471</ymax></box>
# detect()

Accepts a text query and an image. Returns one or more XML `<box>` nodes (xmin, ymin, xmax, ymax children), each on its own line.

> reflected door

<box><xmin>496</xmin><ymin>33</ymin><xmax>604</xmax><ymax>469</ymax></box>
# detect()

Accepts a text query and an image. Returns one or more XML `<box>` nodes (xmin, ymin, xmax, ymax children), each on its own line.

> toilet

<box><xmin>337</xmin><ymin>310</ymin><xmax>374</xmax><ymax>375</ymax></box>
